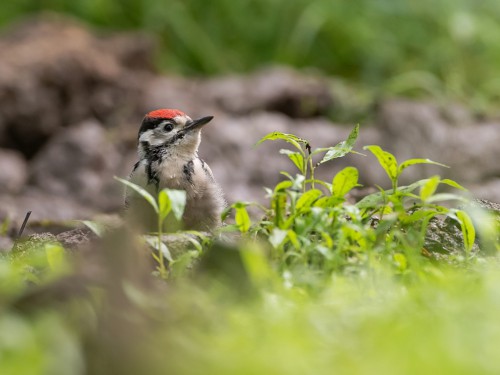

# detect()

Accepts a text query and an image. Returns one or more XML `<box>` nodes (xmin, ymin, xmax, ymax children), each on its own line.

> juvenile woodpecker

<box><xmin>126</xmin><ymin>109</ymin><xmax>225</xmax><ymax>232</ymax></box>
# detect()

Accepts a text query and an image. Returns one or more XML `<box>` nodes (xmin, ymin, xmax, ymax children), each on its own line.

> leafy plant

<box><xmin>115</xmin><ymin>176</ymin><xmax>187</xmax><ymax>278</ymax></box>
<box><xmin>360</xmin><ymin>146</ymin><xmax>475</xmax><ymax>253</ymax></box>
<box><xmin>256</xmin><ymin>125</ymin><xmax>360</xmax><ymax>191</ymax></box>
<box><xmin>223</xmin><ymin>126</ymin><xmax>480</xmax><ymax>287</ymax></box>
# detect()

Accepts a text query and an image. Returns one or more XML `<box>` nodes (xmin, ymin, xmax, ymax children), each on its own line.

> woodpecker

<box><xmin>126</xmin><ymin>109</ymin><xmax>225</xmax><ymax>232</ymax></box>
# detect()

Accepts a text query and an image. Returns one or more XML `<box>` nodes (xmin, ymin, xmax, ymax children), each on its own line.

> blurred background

<box><xmin>1</xmin><ymin>0</ymin><xmax>500</xmax><ymax>229</ymax></box>
<box><xmin>2</xmin><ymin>3</ymin><xmax>500</xmax><ymax>375</ymax></box>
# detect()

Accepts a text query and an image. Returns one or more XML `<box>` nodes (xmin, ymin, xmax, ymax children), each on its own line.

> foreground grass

<box><xmin>1</xmin><ymin>249</ymin><xmax>500</xmax><ymax>375</ymax></box>
<box><xmin>164</xmin><ymin>262</ymin><xmax>500</xmax><ymax>375</ymax></box>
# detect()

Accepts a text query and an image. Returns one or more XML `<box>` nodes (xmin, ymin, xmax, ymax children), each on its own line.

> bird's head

<box><xmin>138</xmin><ymin>109</ymin><xmax>213</xmax><ymax>158</ymax></box>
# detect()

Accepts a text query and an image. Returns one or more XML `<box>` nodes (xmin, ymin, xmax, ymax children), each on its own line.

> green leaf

<box><xmin>317</xmin><ymin>195</ymin><xmax>345</xmax><ymax>208</ymax></box>
<box><xmin>345</xmin><ymin>123</ymin><xmax>360</xmax><ymax>147</ymax></box>
<box><xmin>145</xmin><ymin>236</ymin><xmax>173</xmax><ymax>262</ymax></box>
<box><xmin>420</xmin><ymin>175</ymin><xmax>440</xmax><ymax>201</ymax></box>
<box><xmin>318</xmin><ymin>124</ymin><xmax>359</xmax><ymax>165</ymax></box>
<box><xmin>426</xmin><ymin>193</ymin><xmax>468</xmax><ymax>204</ymax></box>
<box><xmin>290</xmin><ymin>174</ymin><xmax>306</xmax><ymax>191</ymax></box>
<box><xmin>295</xmin><ymin>189</ymin><xmax>323</xmax><ymax>211</ymax></box>
<box><xmin>221</xmin><ymin>206</ymin><xmax>233</xmax><ymax>221</ymax></box>
<box><xmin>256</xmin><ymin>132</ymin><xmax>308</xmax><ymax>153</ymax></box>
<box><xmin>269</xmin><ymin>228</ymin><xmax>288</xmax><ymax>248</ymax></box>
<box><xmin>321</xmin><ymin>232</ymin><xmax>333</xmax><ymax>248</ymax></box>
<box><xmin>393</xmin><ymin>253</ymin><xmax>407</xmax><ymax>271</ymax></box>
<box><xmin>356</xmin><ymin>180</ymin><xmax>426</xmax><ymax>209</ymax></box>
<box><xmin>279</xmin><ymin>171</ymin><xmax>294</xmax><ymax>181</ymax></box>
<box><xmin>177</xmin><ymin>233</ymin><xmax>204</xmax><ymax>253</ymax></box>
<box><xmin>318</xmin><ymin>146</ymin><xmax>350</xmax><ymax>164</ymax></box>
<box><xmin>287</xmin><ymin>230</ymin><xmax>301</xmax><ymax>248</ymax></box>
<box><xmin>399</xmin><ymin>158</ymin><xmax>448</xmax><ymax>174</ymax></box>
<box><xmin>158</xmin><ymin>190</ymin><xmax>172</xmax><ymax>222</ymax></box>
<box><xmin>466</xmin><ymin>206</ymin><xmax>498</xmax><ymax>254</ymax></box>
<box><xmin>332</xmin><ymin>166</ymin><xmax>359</xmax><ymax>197</ymax></box>
<box><xmin>316</xmin><ymin>245</ymin><xmax>333</xmax><ymax>260</ymax></box>
<box><xmin>115</xmin><ymin>176</ymin><xmax>158</xmax><ymax>213</ymax></box>
<box><xmin>161</xmin><ymin>189</ymin><xmax>187</xmax><ymax>221</ymax></box>
<box><xmin>45</xmin><ymin>243</ymin><xmax>66</xmax><ymax>271</ymax></box>
<box><xmin>274</xmin><ymin>180</ymin><xmax>294</xmax><ymax>192</ymax></box>
<box><xmin>305</xmin><ymin>179</ymin><xmax>332</xmax><ymax>191</ymax></box>
<box><xmin>279</xmin><ymin>149</ymin><xmax>304</xmax><ymax>172</ymax></box>
<box><xmin>441</xmin><ymin>179</ymin><xmax>468</xmax><ymax>191</ymax></box>
<box><xmin>363</xmin><ymin>145</ymin><xmax>398</xmax><ymax>183</ymax></box>
<box><xmin>81</xmin><ymin>220</ymin><xmax>107</xmax><ymax>237</ymax></box>
<box><xmin>240</xmin><ymin>246</ymin><xmax>273</xmax><ymax>285</ymax></box>
<box><xmin>272</xmin><ymin>192</ymin><xmax>288</xmax><ymax>229</ymax></box>
<box><xmin>400</xmin><ymin>209</ymin><xmax>436</xmax><ymax>224</ymax></box>
<box><xmin>355</xmin><ymin>191</ymin><xmax>387</xmax><ymax>209</ymax></box>
<box><xmin>234</xmin><ymin>203</ymin><xmax>251</xmax><ymax>233</ymax></box>
<box><xmin>456</xmin><ymin>210</ymin><xmax>476</xmax><ymax>252</ymax></box>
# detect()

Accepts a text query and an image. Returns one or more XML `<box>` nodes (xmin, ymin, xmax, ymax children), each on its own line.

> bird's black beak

<box><xmin>183</xmin><ymin>116</ymin><xmax>214</xmax><ymax>133</ymax></box>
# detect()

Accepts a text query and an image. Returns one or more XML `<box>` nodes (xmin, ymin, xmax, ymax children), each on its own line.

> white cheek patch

<box><xmin>174</xmin><ymin>115</ymin><xmax>192</xmax><ymax>128</ymax></box>
<box><xmin>139</xmin><ymin>130</ymin><xmax>166</xmax><ymax>147</ymax></box>
<box><xmin>139</xmin><ymin>128</ymin><xmax>180</xmax><ymax>147</ymax></box>
<box><xmin>139</xmin><ymin>130</ymin><xmax>155</xmax><ymax>144</ymax></box>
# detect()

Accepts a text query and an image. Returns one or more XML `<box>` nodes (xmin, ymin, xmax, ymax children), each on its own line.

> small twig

<box><xmin>17</xmin><ymin>211</ymin><xmax>32</xmax><ymax>238</ymax></box>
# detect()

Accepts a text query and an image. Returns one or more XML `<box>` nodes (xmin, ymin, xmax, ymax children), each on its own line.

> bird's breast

<box><xmin>158</xmin><ymin>157</ymin><xmax>207</xmax><ymax>198</ymax></box>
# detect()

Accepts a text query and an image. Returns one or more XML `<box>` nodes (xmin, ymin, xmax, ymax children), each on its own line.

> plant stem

<box><xmin>158</xmin><ymin>217</ymin><xmax>166</xmax><ymax>278</ymax></box>
<box><xmin>302</xmin><ymin>151</ymin><xmax>308</xmax><ymax>193</ymax></box>
<box><xmin>309</xmin><ymin>156</ymin><xmax>315</xmax><ymax>189</ymax></box>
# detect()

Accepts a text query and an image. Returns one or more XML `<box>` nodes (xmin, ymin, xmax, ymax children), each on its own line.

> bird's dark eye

<box><xmin>164</xmin><ymin>123</ymin><xmax>174</xmax><ymax>132</ymax></box>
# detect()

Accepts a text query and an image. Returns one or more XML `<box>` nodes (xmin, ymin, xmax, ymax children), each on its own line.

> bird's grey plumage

<box><xmin>125</xmin><ymin>109</ymin><xmax>225</xmax><ymax>232</ymax></box>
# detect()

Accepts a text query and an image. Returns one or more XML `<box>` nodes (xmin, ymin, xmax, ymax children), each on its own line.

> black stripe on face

<box><xmin>164</xmin><ymin>131</ymin><xmax>185</xmax><ymax>147</ymax></box>
<box><xmin>139</xmin><ymin>117</ymin><xmax>166</xmax><ymax>137</ymax></box>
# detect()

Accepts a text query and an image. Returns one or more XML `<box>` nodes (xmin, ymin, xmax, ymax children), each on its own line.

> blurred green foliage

<box><xmin>1</xmin><ymin>0</ymin><xmax>500</xmax><ymax>108</ymax></box>
<box><xmin>2</xmin><ymin>236</ymin><xmax>500</xmax><ymax>374</ymax></box>
<box><xmin>1</xmin><ymin>128</ymin><xmax>499</xmax><ymax>374</ymax></box>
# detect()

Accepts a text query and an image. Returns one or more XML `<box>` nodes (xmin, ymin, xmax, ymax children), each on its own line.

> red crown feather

<box><xmin>146</xmin><ymin>109</ymin><xmax>185</xmax><ymax>119</ymax></box>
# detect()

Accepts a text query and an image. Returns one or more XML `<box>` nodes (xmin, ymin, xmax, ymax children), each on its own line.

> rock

<box><xmin>0</xmin><ymin>189</ymin><xmax>95</xmax><ymax>227</ymax></box>
<box><xmin>0</xmin><ymin>148</ymin><xmax>28</xmax><ymax>193</ymax></box>
<box><xmin>468</xmin><ymin>179</ymin><xmax>500</xmax><ymax>203</ymax></box>
<box><xmin>143</xmin><ymin>76</ymin><xmax>215</xmax><ymax>119</ymax></box>
<box><xmin>201</xmin><ymin>66</ymin><xmax>333</xmax><ymax>118</ymax></box>
<box><xmin>30</xmin><ymin>120</ymin><xmax>122</xmax><ymax>210</ymax></box>
<box><xmin>11</xmin><ymin>232</ymin><xmax>58</xmax><ymax>254</ymax></box>
<box><xmin>425</xmin><ymin>198</ymin><xmax>500</xmax><ymax>256</ymax></box>
<box><xmin>375</xmin><ymin>99</ymin><xmax>500</xmax><ymax>201</ymax></box>
<box><xmin>56</xmin><ymin>227</ymin><xmax>98</xmax><ymax>251</ymax></box>
<box><xmin>425</xmin><ymin>216</ymin><xmax>480</xmax><ymax>255</ymax></box>
<box><xmin>0</xmin><ymin>13</ymin><xmax>152</xmax><ymax>158</ymax></box>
